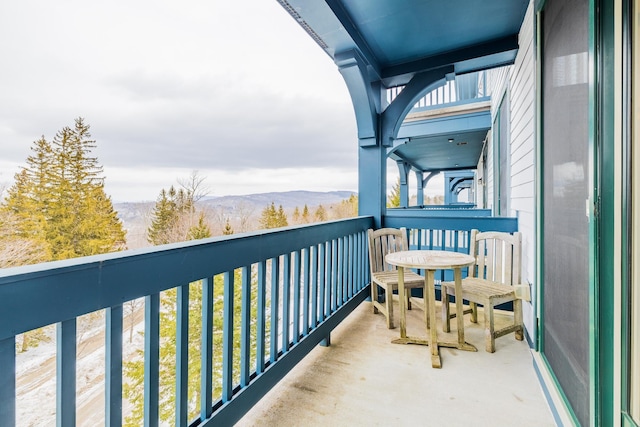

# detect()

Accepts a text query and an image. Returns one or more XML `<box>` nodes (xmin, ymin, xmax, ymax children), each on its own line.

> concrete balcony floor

<box><xmin>237</xmin><ymin>298</ymin><xmax>555</xmax><ymax>426</ymax></box>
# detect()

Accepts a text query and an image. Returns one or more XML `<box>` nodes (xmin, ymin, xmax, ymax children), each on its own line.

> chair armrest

<box><xmin>513</xmin><ymin>284</ymin><xmax>531</xmax><ymax>301</ymax></box>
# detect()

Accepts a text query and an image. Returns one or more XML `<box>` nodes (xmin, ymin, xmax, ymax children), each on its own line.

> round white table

<box><xmin>385</xmin><ymin>250</ymin><xmax>476</xmax><ymax>368</ymax></box>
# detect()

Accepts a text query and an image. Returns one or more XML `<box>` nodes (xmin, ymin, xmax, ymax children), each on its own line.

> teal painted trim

<box><xmin>622</xmin><ymin>412</ymin><xmax>640</xmax><ymax>427</ymax></box>
<box><xmin>240</xmin><ymin>266</ymin><xmax>251</xmax><ymax>386</ymax></box>
<box><xmin>595</xmin><ymin>0</ymin><xmax>616</xmax><ymax>423</ymax></box>
<box><xmin>200</xmin><ymin>286</ymin><xmax>370</xmax><ymax>427</ymax></box>
<box><xmin>222</xmin><ymin>271</ymin><xmax>234</xmax><ymax>402</ymax></box>
<box><xmin>588</xmin><ymin>0</ymin><xmax>599</xmax><ymax>424</ymax></box>
<box><xmin>144</xmin><ymin>294</ymin><xmax>159</xmax><ymax>427</ymax></box>
<box><xmin>534</xmin><ymin>5</ymin><xmax>544</xmax><ymax>354</ymax></box>
<box><xmin>175</xmin><ymin>284</ymin><xmax>188</xmax><ymax>427</ymax></box>
<box><xmin>200</xmin><ymin>277</ymin><xmax>213</xmax><ymax>420</ymax></box>
<box><xmin>533</xmin><ymin>353</ymin><xmax>581</xmax><ymax>426</ymax></box>
<box><xmin>621</xmin><ymin>0</ymin><xmax>634</xmax><ymax>419</ymax></box>
<box><xmin>56</xmin><ymin>319</ymin><xmax>76</xmax><ymax>427</ymax></box>
<box><xmin>105</xmin><ymin>305</ymin><xmax>123</xmax><ymax>427</ymax></box>
<box><xmin>0</xmin><ymin>337</ymin><xmax>15</xmax><ymax>427</ymax></box>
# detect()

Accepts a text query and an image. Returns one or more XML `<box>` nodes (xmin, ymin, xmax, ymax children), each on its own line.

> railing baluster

<box><xmin>0</xmin><ymin>337</ymin><xmax>15</xmax><ymax>427</ymax></box>
<box><xmin>282</xmin><ymin>253</ymin><xmax>291</xmax><ymax>352</ymax></box>
<box><xmin>105</xmin><ymin>305</ymin><xmax>123</xmax><ymax>427</ymax></box>
<box><xmin>144</xmin><ymin>293</ymin><xmax>160</xmax><ymax>427</ymax></box>
<box><xmin>292</xmin><ymin>250</ymin><xmax>301</xmax><ymax>344</ymax></box>
<box><xmin>327</xmin><ymin>239</ymin><xmax>338</xmax><ymax>310</ymax></box>
<box><xmin>56</xmin><ymin>319</ymin><xmax>76</xmax><ymax>427</ymax></box>
<box><xmin>256</xmin><ymin>262</ymin><xmax>267</xmax><ymax>374</ymax></box>
<box><xmin>310</xmin><ymin>245</ymin><xmax>318</xmax><ymax>328</ymax></box>
<box><xmin>270</xmin><ymin>258</ymin><xmax>280</xmax><ymax>363</ymax></box>
<box><xmin>302</xmin><ymin>248</ymin><xmax>310</xmax><ymax>335</ymax></box>
<box><xmin>176</xmin><ymin>284</ymin><xmax>189</xmax><ymax>427</ymax></box>
<box><xmin>240</xmin><ymin>266</ymin><xmax>251</xmax><ymax>387</ymax></box>
<box><xmin>337</xmin><ymin>238</ymin><xmax>343</xmax><ymax>306</ymax></box>
<box><xmin>318</xmin><ymin>243</ymin><xmax>326</xmax><ymax>321</ymax></box>
<box><xmin>222</xmin><ymin>271</ymin><xmax>234</xmax><ymax>402</ymax></box>
<box><xmin>201</xmin><ymin>277</ymin><xmax>213</xmax><ymax>420</ymax></box>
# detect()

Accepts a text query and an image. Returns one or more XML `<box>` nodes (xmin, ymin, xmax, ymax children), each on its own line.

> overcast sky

<box><xmin>0</xmin><ymin>0</ymin><xmax>365</xmax><ymax>202</ymax></box>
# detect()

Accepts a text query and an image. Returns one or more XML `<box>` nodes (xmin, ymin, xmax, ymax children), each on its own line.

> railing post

<box><xmin>222</xmin><ymin>271</ymin><xmax>234</xmax><ymax>402</ymax></box>
<box><xmin>176</xmin><ymin>285</ymin><xmax>189</xmax><ymax>427</ymax></box>
<box><xmin>106</xmin><ymin>305</ymin><xmax>123</xmax><ymax>427</ymax></box>
<box><xmin>144</xmin><ymin>294</ymin><xmax>159</xmax><ymax>427</ymax></box>
<box><xmin>57</xmin><ymin>319</ymin><xmax>76</xmax><ymax>427</ymax></box>
<box><xmin>0</xmin><ymin>337</ymin><xmax>15</xmax><ymax>427</ymax></box>
<box><xmin>200</xmin><ymin>277</ymin><xmax>214</xmax><ymax>421</ymax></box>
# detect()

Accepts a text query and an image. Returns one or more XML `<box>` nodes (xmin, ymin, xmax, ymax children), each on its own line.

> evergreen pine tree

<box><xmin>1</xmin><ymin>118</ymin><xmax>125</xmax><ymax>262</ymax></box>
<box><xmin>301</xmin><ymin>204</ymin><xmax>310</xmax><ymax>223</ymax></box>
<box><xmin>292</xmin><ymin>206</ymin><xmax>301</xmax><ymax>224</ymax></box>
<box><xmin>314</xmin><ymin>204</ymin><xmax>327</xmax><ymax>222</ymax></box>
<box><xmin>223</xmin><ymin>218</ymin><xmax>234</xmax><ymax>235</ymax></box>
<box><xmin>388</xmin><ymin>177</ymin><xmax>401</xmax><ymax>208</ymax></box>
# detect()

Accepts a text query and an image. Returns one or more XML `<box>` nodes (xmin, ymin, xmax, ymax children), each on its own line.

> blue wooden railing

<box><xmin>0</xmin><ymin>212</ymin><xmax>517</xmax><ymax>426</ymax></box>
<box><xmin>0</xmin><ymin>217</ymin><xmax>374</xmax><ymax>427</ymax></box>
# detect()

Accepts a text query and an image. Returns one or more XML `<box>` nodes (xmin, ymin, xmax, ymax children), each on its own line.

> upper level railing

<box><xmin>0</xmin><ymin>217</ymin><xmax>373</xmax><ymax>427</ymax></box>
<box><xmin>386</xmin><ymin>70</ymin><xmax>489</xmax><ymax>111</ymax></box>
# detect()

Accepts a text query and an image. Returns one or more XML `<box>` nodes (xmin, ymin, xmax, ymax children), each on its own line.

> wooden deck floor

<box><xmin>236</xmin><ymin>298</ymin><xmax>555</xmax><ymax>426</ymax></box>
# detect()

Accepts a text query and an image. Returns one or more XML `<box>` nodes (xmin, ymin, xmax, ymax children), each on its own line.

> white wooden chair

<box><xmin>367</xmin><ymin>228</ymin><xmax>425</xmax><ymax>329</ymax></box>
<box><xmin>441</xmin><ymin>229</ymin><xmax>528</xmax><ymax>352</ymax></box>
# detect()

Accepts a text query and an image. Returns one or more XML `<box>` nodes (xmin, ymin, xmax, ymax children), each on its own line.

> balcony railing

<box><xmin>0</xmin><ymin>211</ymin><xmax>518</xmax><ymax>426</ymax></box>
<box><xmin>0</xmin><ymin>217</ymin><xmax>373</xmax><ymax>427</ymax></box>
<box><xmin>386</xmin><ymin>70</ymin><xmax>490</xmax><ymax>111</ymax></box>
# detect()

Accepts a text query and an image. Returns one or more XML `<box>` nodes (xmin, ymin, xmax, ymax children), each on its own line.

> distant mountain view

<box><xmin>114</xmin><ymin>190</ymin><xmax>357</xmax><ymax>249</ymax></box>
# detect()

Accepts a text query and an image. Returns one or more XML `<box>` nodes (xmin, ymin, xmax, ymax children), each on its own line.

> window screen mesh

<box><xmin>542</xmin><ymin>0</ymin><xmax>590</xmax><ymax>424</ymax></box>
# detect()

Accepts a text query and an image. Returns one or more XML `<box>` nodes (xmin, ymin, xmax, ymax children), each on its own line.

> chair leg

<box><xmin>441</xmin><ymin>287</ymin><xmax>451</xmax><ymax>333</ymax></box>
<box><xmin>371</xmin><ymin>283</ymin><xmax>379</xmax><ymax>314</ymax></box>
<box><xmin>385</xmin><ymin>286</ymin><xmax>394</xmax><ymax>329</ymax></box>
<box><xmin>514</xmin><ymin>299</ymin><xmax>524</xmax><ymax>341</ymax></box>
<box><xmin>406</xmin><ymin>289</ymin><xmax>412</xmax><ymax>311</ymax></box>
<box><xmin>470</xmin><ymin>302</ymin><xmax>478</xmax><ymax>323</ymax></box>
<box><xmin>484</xmin><ymin>303</ymin><xmax>496</xmax><ymax>353</ymax></box>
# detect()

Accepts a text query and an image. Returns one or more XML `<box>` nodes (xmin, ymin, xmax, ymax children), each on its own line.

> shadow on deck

<box><xmin>237</xmin><ymin>299</ymin><xmax>554</xmax><ymax>426</ymax></box>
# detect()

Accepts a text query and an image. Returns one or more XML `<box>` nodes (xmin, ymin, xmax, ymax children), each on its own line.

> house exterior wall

<box><xmin>482</xmin><ymin>1</ymin><xmax>536</xmax><ymax>340</ymax></box>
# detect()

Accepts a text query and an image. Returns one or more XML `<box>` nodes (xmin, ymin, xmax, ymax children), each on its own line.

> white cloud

<box><xmin>0</xmin><ymin>0</ymin><xmax>358</xmax><ymax>201</ymax></box>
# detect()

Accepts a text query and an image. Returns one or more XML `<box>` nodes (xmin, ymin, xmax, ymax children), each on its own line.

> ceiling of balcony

<box><xmin>277</xmin><ymin>0</ymin><xmax>528</xmax><ymax>173</ymax></box>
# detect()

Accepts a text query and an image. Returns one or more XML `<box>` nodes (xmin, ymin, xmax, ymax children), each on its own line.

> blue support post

<box><xmin>201</xmin><ymin>277</ymin><xmax>213</xmax><ymax>421</ymax></box>
<box><xmin>176</xmin><ymin>285</ymin><xmax>189</xmax><ymax>427</ymax></box>
<box><xmin>144</xmin><ymin>293</ymin><xmax>159</xmax><ymax>427</ymax></box>
<box><xmin>0</xmin><ymin>337</ymin><xmax>15</xmax><ymax>427</ymax></box>
<box><xmin>56</xmin><ymin>319</ymin><xmax>76</xmax><ymax>427</ymax></box>
<box><xmin>106</xmin><ymin>305</ymin><xmax>123</xmax><ymax>427</ymax></box>
<box><xmin>415</xmin><ymin>170</ymin><xmax>424</xmax><ymax>206</ymax></box>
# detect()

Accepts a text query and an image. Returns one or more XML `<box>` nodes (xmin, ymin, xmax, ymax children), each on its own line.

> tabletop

<box><xmin>385</xmin><ymin>250</ymin><xmax>475</xmax><ymax>270</ymax></box>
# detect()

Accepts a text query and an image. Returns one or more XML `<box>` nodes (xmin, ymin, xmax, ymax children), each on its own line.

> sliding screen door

<box><xmin>541</xmin><ymin>0</ymin><xmax>591</xmax><ymax>425</ymax></box>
